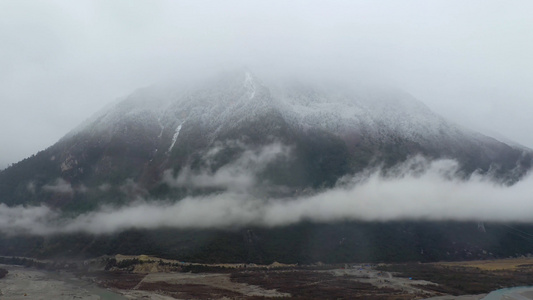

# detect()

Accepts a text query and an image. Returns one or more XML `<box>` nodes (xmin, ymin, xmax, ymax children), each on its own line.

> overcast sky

<box><xmin>1</xmin><ymin>0</ymin><xmax>532</xmax><ymax>168</ymax></box>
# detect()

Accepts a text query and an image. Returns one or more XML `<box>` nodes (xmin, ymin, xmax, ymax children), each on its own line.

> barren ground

<box><xmin>4</xmin><ymin>257</ymin><xmax>533</xmax><ymax>299</ymax></box>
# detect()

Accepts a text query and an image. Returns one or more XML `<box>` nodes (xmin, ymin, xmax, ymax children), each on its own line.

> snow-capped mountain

<box><xmin>0</xmin><ymin>70</ymin><xmax>531</xmax><ymax>208</ymax></box>
<box><xmin>66</xmin><ymin>70</ymin><xmax>525</xmax><ymax>161</ymax></box>
<box><xmin>2</xmin><ymin>69</ymin><xmax>533</xmax><ymax>264</ymax></box>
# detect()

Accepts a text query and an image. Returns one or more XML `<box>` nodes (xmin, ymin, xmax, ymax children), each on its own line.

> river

<box><xmin>483</xmin><ymin>286</ymin><xmax>533</xmax><ymax>300</ymax></box>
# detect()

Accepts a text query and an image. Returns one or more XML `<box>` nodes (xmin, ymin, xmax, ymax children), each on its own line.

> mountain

<box><xmin>1</xmin><ymin>70</ymin><xmax>530</xmax><ymax>209</ymax></box>
<box><xmin>0</xmin><ymin>70</ymin><xmax>532</xmax><ymax>263</ymax></box>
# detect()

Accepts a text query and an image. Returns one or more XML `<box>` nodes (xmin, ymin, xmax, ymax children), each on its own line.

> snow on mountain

<box><xmin>66</xmin><ymin>69</ymin><xmax>523</xmax><ymax>159</ymax></box>
<box><xmin>1</xmin><ymin>69</ymin><xmax>531</xmax><ymax>211</ymax></box>
<box><xmin>64</xmin><ymin>87</ymin><xmax>174</xmax><ymax>141</ymax></box>
<box><xmin>269</xmin><ymin>81</ymin><xmax>488</xmax><ymax>155</ymax></box>
<box><xmin>2</xmin><ymin>70</ymin><xmax>532</xmax><ymax>266</ymax></box>
<box><xmin>167</xmin><ymin>123</ymin><xmax>183</xmax><ymax>153</ymax></box>
<box><xmin>40</xmin><ymin>69</ymin><xmax>529</xmax><ymax>190</ymax></box>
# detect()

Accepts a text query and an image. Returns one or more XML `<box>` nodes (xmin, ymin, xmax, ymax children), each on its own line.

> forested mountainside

<box><xmin>0</xmin><ymin>70</ymin><xmax>532</xmax><ymax>263</ymax></box>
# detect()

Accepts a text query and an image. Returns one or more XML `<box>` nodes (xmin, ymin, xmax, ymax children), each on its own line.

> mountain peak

<box><xmin>244</xmin><ymin>71</ymin><xmax>257</xmax><ymax>99</ymax></box>
<box><xmin>1</xmin><ymin>72</ymin><xmax>531</xmax><ymax>210</ymax></box>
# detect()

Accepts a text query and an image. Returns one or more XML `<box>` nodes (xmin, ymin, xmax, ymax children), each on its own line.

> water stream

<box><xmin>483</xmin><ymin>286</ymin><xmax>533</xmax><ymax>300</ymax></box>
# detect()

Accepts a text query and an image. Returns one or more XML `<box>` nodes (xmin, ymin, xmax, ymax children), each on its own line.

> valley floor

<box><xmin>0</xmin><ymin>264</ymin><xmax>125</xmax><ymax>300</ymax></box>
<box><xmin>93</xmin><ymin>266</ymin><xmax>440</xmax><ymax>299</ymax></box>
<box><xmin>3</xmin><ymin>257</ymin><xmax>533</xmax><ymax>299</ymax></box>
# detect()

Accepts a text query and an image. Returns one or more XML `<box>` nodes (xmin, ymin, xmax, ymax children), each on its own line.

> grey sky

<box><xmin>1</xmin><ymin>0</ymin><xmax>533</xmax><ymax>168</ymax></box>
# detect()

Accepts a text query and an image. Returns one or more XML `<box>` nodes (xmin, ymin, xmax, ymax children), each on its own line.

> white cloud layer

<box><xmin>2</xmin><ymin>156</ymin><xmax>532</xmax><ymax>236</ymax></box>
<box><xmin>42</xmin><ymin>178</ymin><xmax>74</xmax><ymax>195</ymax></box>
<box><xmin>163</xmin><ymin>143</ymin><xmax>291</xmax><ymax>192</ymax></box>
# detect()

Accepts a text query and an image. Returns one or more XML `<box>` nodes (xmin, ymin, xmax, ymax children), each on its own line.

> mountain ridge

<box><xmin>1</xmin><ymin>70</ymin><xmax>533</xmax><ymax>264</ymax></box>
<box><xmin>0</xmin><ymin>70</ymin><xmax>531</xmax><ymax>210</ymax></box>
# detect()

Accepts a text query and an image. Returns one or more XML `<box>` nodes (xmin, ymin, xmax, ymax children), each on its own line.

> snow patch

<box><xmin>157</xmin><ymin>118</ymin><xmax>164</xmax><ymax>138</ymax></box>
<box><xmin>167</xmin><ymin>123</ymin><xmax>183</xmax><ymax>153</ymax></box>
<box><xmin>244</xmin><ymin>72</ymin><xmax>256</xmax><ymax>99</ymax></box>
<box><xmin>274</xmin><ymin>86</ymin><xmax>457</xmax><ymax>145</ymax></box>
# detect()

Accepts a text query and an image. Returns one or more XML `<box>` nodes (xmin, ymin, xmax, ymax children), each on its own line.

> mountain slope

<box><xmin>0</xmin><ymin>70</ymin><xmax>531</xmax><ymax>210</ymax></box>
<box><xmin>2</xmin><ymin>70</ymin><xmax>533</xmax><ymax>264</ymax></box>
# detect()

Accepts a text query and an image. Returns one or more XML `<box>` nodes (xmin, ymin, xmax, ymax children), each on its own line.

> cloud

<box><xmin>2</xmin><ymin>155</ymin><xmax>533</xmax><ymax>236</ymax></box>
<box><xmin>42</xmin><ymin>178</ymin><xmax>74</xmax><ymax>195</ymax></box>
<box><xmin>98</xmin><ymin>183</ymin><xmax>112</xmax><ymax>192</ymax></box>
<box><xmin>42</xmin><ymin>178</ymin><xmax>88</xmax><ymax>195</ymax></box>
<box><xmin>26</xmin><ymin>181</ymin><xmax>36</xmax><ymax>194</ymax></box>
<box><xmin>120</xmin><ymin>178</ymin><xmax>147</xmax><ymax>197</ymax></box>
<box><xmin>0</xmin><ymin>203</ymin><xmax>59</xmax><ymax>236</ymax></box>
<box><xmin>163</xmin><ymin>142</ymin><xmax>291</xmax><ymax>192</ymax></box>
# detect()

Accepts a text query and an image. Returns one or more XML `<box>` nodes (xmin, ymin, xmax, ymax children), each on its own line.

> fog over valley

<box><xmin>2</xmin><ymin>149</ymin><xmax>533</xmax><ymax>235</ymax></box>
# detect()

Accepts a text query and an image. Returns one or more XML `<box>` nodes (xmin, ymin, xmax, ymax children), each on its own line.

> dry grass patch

<box><xmin>436</xmin><ymin>258</ymin><xmax>533</xmax><ymax>271</ymax></box>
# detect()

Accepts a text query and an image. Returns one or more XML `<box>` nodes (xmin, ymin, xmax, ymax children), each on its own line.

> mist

<box><xmin>1</xmin><ymin>1</ymin><xmax>533</xmax><ymax>168</ymax></box>
<box><xmin>1</xmin><ymin>152</ymin><xmax>532</xmax><ymax>236</ymax></box>
<box><xmin>163</xmin><ymin>142</ymin><xmax>292</xmax><ymax>192</ymax></box>
<box><xmin>1</xmin><ymin>1</ymin><xmax>533</xmax><ymax>236</ymax></box>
